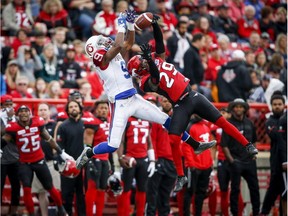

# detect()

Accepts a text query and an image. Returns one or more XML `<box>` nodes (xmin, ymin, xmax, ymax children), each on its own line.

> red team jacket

<box><xmin>5</xmin><ymin>116</ymin><xmax>45</xmax><ymax>163</ymax></box>
<box><xmin>183</xmin><ymin>120</ymin><xmax>213</xmax><ymax>170</ymax></box>
<box><xmin>150</xmin><ymin>123</ymin><xmax>173</xmax><ymax>161</ymax></box>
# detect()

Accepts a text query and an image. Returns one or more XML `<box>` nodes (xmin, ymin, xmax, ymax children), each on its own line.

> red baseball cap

<box><xmin>1</xmin><ymin>95</ymin><xmax>13</xmax><ymax>104</ymax></box>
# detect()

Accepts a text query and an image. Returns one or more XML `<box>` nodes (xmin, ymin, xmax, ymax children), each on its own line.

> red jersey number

<box><xmin>19</xmin><ymin>134</ymin><xmax>40</xmax><ymax>153</ymax></box>
<box><xmin>159</xmin><ymin>62</ymin><xmax>177</xmax><ymax>88</ymax></box>
<box><xmin>132</xmin><ymin>128</ymin><xmax>149</xmax><ymax>144</ymax></box>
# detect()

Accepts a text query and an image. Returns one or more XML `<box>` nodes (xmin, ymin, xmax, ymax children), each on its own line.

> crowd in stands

<box><xmin>0</xmin><ymin>0</ymin><xmax>287</xmax><ymax>107</ymax></box>
<box><xmin>0</xmin><ymin>0</ymin><xmax>287</xmax><ymax>215</ymax></box>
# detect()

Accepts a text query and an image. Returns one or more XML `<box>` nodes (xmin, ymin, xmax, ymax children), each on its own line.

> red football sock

<box><xmin>95</xmin><ymin>190</ymin><xmax>105</xmax><ymax>216</ymax></box>
<box><xmin>238</xmin><ymin>193</ymin><xmax>245</xmax><ymax>216</ymax></box>
<box><xmin>48</xmin><ymin>187</ymin><xmax>62</xmax><ymax>206</ymax></box>
<box><xmin>215</xmin><ymin>116</ymin><xmax>248</xmax><ymax>146</ymax></box>
<box><xmin>23</xmin><ymin>187</ymin><xmax>34</xmax><ymax>214</ymax></box>
<box><xmin>220</xmin><ymin>191</ymin><xmax>229</xmax><ymax>216</ymax></box>
<box><xmin>135</xmin><ymin>190</ymin><xmax>146</xmax><ymax>216</ymax></box>
<box><xmin>85</xmin><ymin>180</ymin><xmax>97</xmax><ymax>216</ymax></box>
<box><xmin>177</xmin><ymin>189</ymin><xmax>185</xmax><ymax>216</ymax></box>
<box><xmin>209</xmin><ymin>190</ymin><xmax>217</xmax><ymax>216</ymax></box>
<box><xmin>117</xmin><ymin>191</ymin><xmax>131</xmax><ymax>216</ymax></box>
<box><xmin>169</xmin><ymin>134</ymin><xmax>184</xmax><ymax>176</ymax></box>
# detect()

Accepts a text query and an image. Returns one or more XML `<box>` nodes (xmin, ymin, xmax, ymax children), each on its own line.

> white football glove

<box><xmin>147</xmin><ymin>149</ymin><xmax>156</xmax><ymax>177</ymax></box>
<box><xmin>60</xmin><ymin>150</ymin><xmax>74</xmax><ymax>161</ymax></box>
<box><xmin>147</xmin><ymin>161</ymin><xmax>156</xmax><ymax>177</ymax></box>
<box><xmin>0</xmin><ymin>149</ymin><xmax>2</xmax><ymax>158</ymax></box>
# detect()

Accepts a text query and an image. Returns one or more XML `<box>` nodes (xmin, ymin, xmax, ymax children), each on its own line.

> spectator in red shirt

<box><xmin>155</xmin><ymin>0</ymin><xmax>178</xmax><ymax>32</ymax></box>
<box><xmin>92</xmin><ymin>0</ymin><xmax>117</xmax><ymax>38</ymax></box>
<box><xmin>36</xmin><ymin>0</ymin><xmax>75</xmax><ymax>41</ymax></box>
<box><xmin>11</xmin><ymin>29</ymin><xmax>30</xmax><ymax>57</ymax></box>
<box><xmin>237</xmin><ymin>5</ymin><xmax>261</xmax><ymax>41</ymax></box>
<box><xmin>227</xmin><ymin>0</ymin><xmax>245</xmax><ymax>23</ymax></box>
<box><xmin>205</xmin><ymin>43</ymin><xmax>227</xmax><ymax>82</ymax></box>
<box><xmin>246</xmin><ymin>32</ymin><xmax>263</xmax><ymax>54</ymax></box>
<box><xmin>10</xmin><ymin>75</ymin><xmax>33</xmax><ymax>99</ymax></box>
<box><xmin>73</xmin><ymin>39</ymin><xmax>91</xmax><ymax>73</ymax></box>
<box><xmin>86</xmin><ymin>72</ymin><xmax>104</xmax><ymax>100</ymax></box>
<box><xmin>193</xmin><ymin>16</ymin><xmax>217</xmax><ymax>44</ymax></box>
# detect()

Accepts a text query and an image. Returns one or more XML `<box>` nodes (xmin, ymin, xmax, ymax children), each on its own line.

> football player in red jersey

<box><xmin>127</xmin><ymin>15</ymin><xmax>258</xmax><ymax>192</ymax></box>
<box><xmin>116</xmin><ymin>116</ymin><xmax>156</xmax><ymax>216</ymax></box>
<box><xmin>85</xmin><ymin>100</ymin><xmax>111</xmax><ymax>216</ymax></box>
<box><xmin>145</xmin><ymin>95</ymin><xmax>177</xmax><ymax>216</ymax></box>
<box><xmin>1</xmin><ymin>105</ymin><xmax>72</xmax><ymax>216</ymax></box>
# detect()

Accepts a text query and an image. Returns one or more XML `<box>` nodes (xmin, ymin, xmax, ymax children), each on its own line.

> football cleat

<box><xmin>194</xmin><ymin>140</ymin><xmax>217</xmax><ymax>155</ymax></box>
<box><xmin>245</xmin><ymin>142</ymin><xmax>258</xmax><ymax>156</ymax></box>
<box><xmin>174</xmin><ymin>176</ymin><xmax>188</xmax><ymax>192</ymax></box>
<box><xmin>76</xmin><ymin>147</ymin><xmax>91</xmax><ymax>169</ymax></box>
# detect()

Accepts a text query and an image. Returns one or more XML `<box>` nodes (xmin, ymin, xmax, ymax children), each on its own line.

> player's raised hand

<box><xmin>140</xmin><ymin>43</ymin><xmax>152</xmax><ymax>61</ymax></box>
<box><xmin>152</xmin><ymin>14</ymin><xmax>160</xmax><ymax>24</ymax></box>
<box><xmin>125</xmin><ymin>9</ymin><xmax>137</xmax><ymax>23</ymax></box>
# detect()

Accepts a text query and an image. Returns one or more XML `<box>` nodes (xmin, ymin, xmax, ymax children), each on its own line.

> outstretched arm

<box><xmin>121</xmin><ymin>10</ymin><xmax>136</xmax><ymax>56</ymax></box>
<box><xmin>151</xmin><ymin>15</ymin><xmax>165</xmax><ymax>60</ymax></box>
<box><xmin>103</xmin><ymin>13</ymin><xmax>130</xmax><ymax>64</ymax></box>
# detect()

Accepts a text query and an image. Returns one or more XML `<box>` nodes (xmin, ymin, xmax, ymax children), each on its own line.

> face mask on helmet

<box><xmin>127</xmin><ymin>55</ymin><xmax>149</xmax><ymax>79</ymax></box>
<box><xmin>106</xmin><ymin>174</ymin><xmax>123</xmax><ymax>197</ymax></box>
<box><xmin>85</xmin><ymin>35</ymin><xmax>114</xmax><ymax>58</ymax></box>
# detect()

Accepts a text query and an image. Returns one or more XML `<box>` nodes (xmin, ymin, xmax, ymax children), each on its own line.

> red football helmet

<box><xmin>106</xmin><ymin>173</ymin><xmax>123</xmax><ymax>197</ymax></box>
<box><xmin>127</xmin><ymin>55</ymin><xmax>149</xmax><ymax>79</ymax></box>
<box><xmin>58</xmin><ymin>159</ymin><xmax>80</xmax><ymax>178</ymax></box>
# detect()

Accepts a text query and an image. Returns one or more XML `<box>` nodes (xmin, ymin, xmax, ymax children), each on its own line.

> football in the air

<box><xmin>135</xmin><ymin>12</ymin><xmax>153</xmax><ymax>31</ymax></box>
<box><xmin>123</xmin><ymin>156</ymin><xmax>137</xmax><ymax>168</ymax></box>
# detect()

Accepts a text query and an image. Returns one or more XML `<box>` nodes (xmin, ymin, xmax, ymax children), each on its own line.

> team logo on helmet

<box><xmin>58</xmin><ymin>159</ymin><xmax>80</xmax><ymax>178</ymax></box>
<box><xmin>127</xmin><ymin>55</ymin><xmax>149</xmax><ymax>79</ymax></box>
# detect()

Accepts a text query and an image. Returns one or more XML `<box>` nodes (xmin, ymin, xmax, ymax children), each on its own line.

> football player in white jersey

<box><xmin>76</xmin><ymin>11</ymin><xmax>215</xmax><ymax>190</ymax></box>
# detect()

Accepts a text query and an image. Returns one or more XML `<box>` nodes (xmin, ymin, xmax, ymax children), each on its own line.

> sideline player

<box><xmin>127</xmin><ymin>15</ymin><xmax>258</xmax><ymax>191</ymax></box>
<box><xmin>1</xmin><ymin>105</ymin><xmax>72</xmax><ymax>215</ymax></box>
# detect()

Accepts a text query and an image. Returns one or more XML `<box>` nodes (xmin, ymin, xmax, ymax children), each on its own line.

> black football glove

<box><xmin>140</xmin><ymin>43</ymin><xmax>152</xmax><ymax>61</ymax></box>
<box><xmin>152</xmin><ymin>14</ymin><xmax>160</xmax><ymax>24</ymax></box>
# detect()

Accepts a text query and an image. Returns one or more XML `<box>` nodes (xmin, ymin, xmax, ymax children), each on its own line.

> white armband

<box><xmin>118</xmin><ymin>27</ymin><xmax>126</xmax><ymax>33</ymax></box>
<box><xmin>127</xmin><ymin>23</ymin><xmax>135</xmax><ymax>31</ymax></box>
<box><xmin>147</xmin><ymin>149</ymin><xmax>155</xmax><ymax>162</ymax></box>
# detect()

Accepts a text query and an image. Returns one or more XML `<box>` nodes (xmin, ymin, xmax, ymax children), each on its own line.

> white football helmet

<box><xmin>85</xmin><ymin>35</ymin><xmax>114</xmax><ymax>58</ymax></box>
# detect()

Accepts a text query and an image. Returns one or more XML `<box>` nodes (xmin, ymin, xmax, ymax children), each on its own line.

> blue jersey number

<box><xmin>120</xmin><ymin>61</ymin><xmax>130</xmax><ymax>79</ymax></box>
